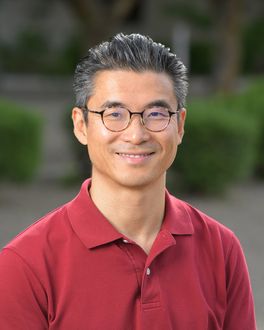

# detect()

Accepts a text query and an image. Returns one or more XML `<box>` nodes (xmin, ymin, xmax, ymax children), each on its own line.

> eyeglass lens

<box><xmin>102</xmin><ymin>106</ymin><xmax>172</xmax><ymax>132</ymax></box>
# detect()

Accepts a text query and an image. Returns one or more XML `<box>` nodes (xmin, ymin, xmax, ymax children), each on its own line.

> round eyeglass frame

<box><xmin>79</xmin><ymin>105</ymin><xmax>180</xmax><ymax>132</ymax></box>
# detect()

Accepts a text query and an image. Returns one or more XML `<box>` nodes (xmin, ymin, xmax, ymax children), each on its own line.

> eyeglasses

<box><xmin>80</xmin><ymin>104</ymin><xmax>179</xmax><ymax>132</ymax></box>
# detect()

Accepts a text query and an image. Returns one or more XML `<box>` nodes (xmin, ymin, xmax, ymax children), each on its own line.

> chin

<box><xmin>113</xmin><ymin>173</ymin><xmax>164</xmax><ymax>190</ymax></box>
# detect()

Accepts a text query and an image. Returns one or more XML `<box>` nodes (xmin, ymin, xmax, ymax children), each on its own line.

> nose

<box><xmin>121</xmin><ymin>114</ymin><xmax>150</xmax><ymax>144</ymax></box>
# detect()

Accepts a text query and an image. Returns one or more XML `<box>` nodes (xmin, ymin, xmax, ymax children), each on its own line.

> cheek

<box><xmin>167</xmin><ymin>142</ymin><xmax>178</xmax><ymax>162</ymax></box>
<box><xmin>86</xmin><ymin>124</ymin><xmax>118</xmax><ymax>158</ymax></box>
<box><xmin>93</xmin><ymin>117</ymin><xmax>120</xmax><ymax>137</ymax></box>
<box><xmin>86</xmin><ymin>121</ymin><xmax>112</xmax><ymax>144</ymax></box>
<box><xmin>162</xmin><ymin>132</ymin><xmax>179</xmax><ymax>163</ymax></box>
<box><xmin>100</xmin><ymin>128</ymin><xmax>112</xmax><ymax>138</ymax></box>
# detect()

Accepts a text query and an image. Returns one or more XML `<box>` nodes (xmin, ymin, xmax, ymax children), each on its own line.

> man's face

<box><xmin>72</xmin><ymin>70</ymin><xmax>186</xmax><ymax>189</ymax></box>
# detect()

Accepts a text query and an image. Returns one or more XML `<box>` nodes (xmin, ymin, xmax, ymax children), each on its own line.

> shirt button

<box><xmin>123</xmin><ymin>239</ymin><xmax>129</xmax><ymax>243</ymax></box>
<box><xmin>146</xmin><ymin>267</ymin><xmax>151</xmax><ymax>276</ymax></box>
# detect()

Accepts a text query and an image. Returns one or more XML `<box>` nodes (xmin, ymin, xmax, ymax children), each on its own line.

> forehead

<box><xmin>89</xmin><ymin>70</ymin><xmax>177</xmax><ymax>106</ymax></box>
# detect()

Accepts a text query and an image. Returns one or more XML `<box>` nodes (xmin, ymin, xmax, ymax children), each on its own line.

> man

<box><xmin>0</xmin><ymin>33</ymin><xmax>256</xmax><ymax>329</ymax></box>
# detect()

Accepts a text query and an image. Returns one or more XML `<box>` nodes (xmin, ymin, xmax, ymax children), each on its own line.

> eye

<box><xmin>110</xmin><ymin>112</ymin><xmax>121</xmax><ymax>118</ymax></box>
<box><xmin>104</xmin><ymin>107</ymin><xmax>127</xmax><ymax>120</ymax></box>
<box><xmin>149</xmin><ymin>111</ymin><xmax>165</xmax><ymax>117</ymax></box>
<box><xmin>146</xmin><ymin>107</ymin><xmax>170</xmax><ymax>119</ymax></box>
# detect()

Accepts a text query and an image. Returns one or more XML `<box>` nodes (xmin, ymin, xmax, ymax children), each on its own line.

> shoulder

<box><xmin>1</xmin><ymin>202</ymin><xmax>72</xmax><ymax>268</ymax></box>
<box><xmin>170</xmin><ymin>194</ymin><xmax>233</xmax><ymax>234</ymax></box>
<box><xmin>169</xmin><ymin>194</ymin><xmax>238</xmax><ymax>256</ymax></box>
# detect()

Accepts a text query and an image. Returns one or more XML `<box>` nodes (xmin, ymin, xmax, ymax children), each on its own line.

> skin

<box><xmin>72</xmin><ymin>70</ymin><xmax>186</xmax><ymax>253</ymax></box>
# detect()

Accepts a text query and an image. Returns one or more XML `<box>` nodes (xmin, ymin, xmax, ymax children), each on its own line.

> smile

<box><xmin>116</xmin><ymin>152</ymin><xmax>155</xmax><ymax>164</ymax></box>
<box><xmin>117</xmin><ymin>153</ymin><xmax>153</xmax><ymax>158</ymax></box>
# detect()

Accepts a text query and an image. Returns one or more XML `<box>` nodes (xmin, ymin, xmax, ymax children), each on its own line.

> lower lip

<box><xmin>116</xmin><ymin>153</ymin><xmax>154</xmax><ymax>164</ymax></box>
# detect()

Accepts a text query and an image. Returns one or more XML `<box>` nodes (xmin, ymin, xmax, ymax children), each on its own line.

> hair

<box><xmin>73</xmin><ymin>33</ymin><xmax>188</xmax><ymax>113</ymax></box>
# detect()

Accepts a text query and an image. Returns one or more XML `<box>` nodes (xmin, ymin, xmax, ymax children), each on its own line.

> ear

<box><xmin>177</xmin><ymin>108</ymin><xmax>186</xmax><ymax>144</ymax></box>
<box><xmin>72</xmin><ymin>107</ymin><xmax>88</xmax><ymax>145</ymax></box>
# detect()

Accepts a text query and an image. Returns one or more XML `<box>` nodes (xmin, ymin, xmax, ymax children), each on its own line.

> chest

<box><xmin>46</xmin><ymin>237</ymin><xmax>227</xmax><ymax>329</ymax></box>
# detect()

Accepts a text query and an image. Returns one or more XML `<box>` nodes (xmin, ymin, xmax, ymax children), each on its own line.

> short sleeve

<box><xmin>223</xmin><ymin>234</ymin><xmax>257</xmax><ymax>330</ymax></box>
<box><xmin>0</xmin><ymin>248</ymin><xmax>48</xmax><ymax>330</ymax></box>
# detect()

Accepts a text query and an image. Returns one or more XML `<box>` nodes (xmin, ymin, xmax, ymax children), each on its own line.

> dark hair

<box><xmin>73</xmin><ymin>33</ymin><xmax>188</xmax><ymax>111</ymax></box>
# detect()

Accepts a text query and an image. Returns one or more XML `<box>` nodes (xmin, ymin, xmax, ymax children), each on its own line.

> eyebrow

<box><xmin>145</xmin><ymin>100</ymin><xmax>173</xmax><ymax>110</ymax></box>
<box><xmin>100</xmin><ymin>99</ymin><xmax>174</xmax><ymax>110</ymax></box>
<box><xmin>100</xmin><ymin>101</ymin><xmax>125</xmax><ymax>109</ymax></box>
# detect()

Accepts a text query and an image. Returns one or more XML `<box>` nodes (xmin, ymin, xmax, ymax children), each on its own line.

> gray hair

<box><xmin>73</xmin><ymin>33</ymin><xmax>188</xmax><ymax>112</ymax></box>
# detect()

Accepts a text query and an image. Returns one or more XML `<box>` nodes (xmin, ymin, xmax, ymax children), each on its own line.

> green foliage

<box><xmin>0</xmin><ymin>31</ymin><xmax>82</xmax><ymax>75</ymax></box>
<box><xmin>242</xmin><ymin>19</ymin><xmax>264</xmax><ymax>73</ymax></box>
<box><xmin>0</xmin><ymin>31</ymin><xmax>47</xmax><ymax>73</ymax></box>
<box><xmin>0</xmin><ymin>99</ymin><xmax>43</xmax><ymax>182</ymax></box>
<box><xmin>55</xmin><ymin>37</ymin><xmax>83</xmax><ymax>75</ymax></box>
<box><xmin>162</xmin><ymin>3</ymin><xmax>212</xmax><ymax>27</ymax></box>
<box><xmin>169</xmin><ymin>97</ymin><xmax>260</xmax><ymax>194</ymax></box>
<box><xmin>212</xmin><ymin>78</ymin><xmax>264</xmax><ymax>176</ymax></box>
<box><xmin>190</xmin><ymin>41</ymin><xmax>213</xmax><ymax>74</ymax></box>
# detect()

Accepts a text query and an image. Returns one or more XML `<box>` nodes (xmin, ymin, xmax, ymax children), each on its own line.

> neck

<box><xmin>89</xmin><ymin>174</ymin><xmax>166</xmax><ymax>254</ymax></box>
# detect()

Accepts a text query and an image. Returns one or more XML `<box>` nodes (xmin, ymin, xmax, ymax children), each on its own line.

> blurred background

<box><xmin>0</xmin><ymin>0</ymin><xmax>263</xmax><ymax>327</ymax></box>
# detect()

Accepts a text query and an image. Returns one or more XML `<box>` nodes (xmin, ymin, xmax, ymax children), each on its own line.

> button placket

<box><xmin>141</xmin><ymin>262</ymin><xmax>161</xmax><ymax>310</ymax></box>
<box><xmin>119</xmin><ymin>239</ymin><xmax>147</xmax><ymax>290</ymax></box>
<box><xmin>141</xmin><ymin>231</ymin><xmax>176</xmax><ymax>310</ymax></box>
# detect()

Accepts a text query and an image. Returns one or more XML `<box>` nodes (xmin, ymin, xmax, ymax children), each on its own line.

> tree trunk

<box><xmin>210</xmin><ymin>0</ymin><xmax>243</xmax><ymax>93</ymax></box>
<box><xmin>65</xmin><ymin>0</ymin><xmax>138</xmax><ymax>51</ymax></box>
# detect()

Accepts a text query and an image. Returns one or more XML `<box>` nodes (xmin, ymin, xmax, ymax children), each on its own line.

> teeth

<box><xmin>119</xmin><ymin>153</ymin><xmax>150</xmax><ymax>158</ymax></box>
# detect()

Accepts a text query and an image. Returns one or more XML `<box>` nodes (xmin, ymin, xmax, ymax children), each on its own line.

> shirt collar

<box><xmin>162</xmin><ymin>191</ymin><xmax>194</xmax><ymax>235</ymax></box>
<box><xmin>67</xmin><ymin>179</ymin><xmax>123</xmax><ymax>249</ymax></box>
<box><xmin>67</xmin><ymin>179</ymin><xmax>193</xmax><ymax>249</ymax></box>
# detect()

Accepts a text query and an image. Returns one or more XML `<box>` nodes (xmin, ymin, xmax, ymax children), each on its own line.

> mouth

<box><xmin>116</xmin><ymin>152</ymin><xmax>154</xmax><ymax>158</ymax></box>
<box><xmin>115</xmin><ymin>152</ymin><xmax>155</xmax><ymax>164</ymax></box>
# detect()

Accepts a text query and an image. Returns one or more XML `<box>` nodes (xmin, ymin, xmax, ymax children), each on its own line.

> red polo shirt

<box><xmin>0</xmin><ymin>179</ymin><xmax>256</xmax><ymax>329</ymax></box>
